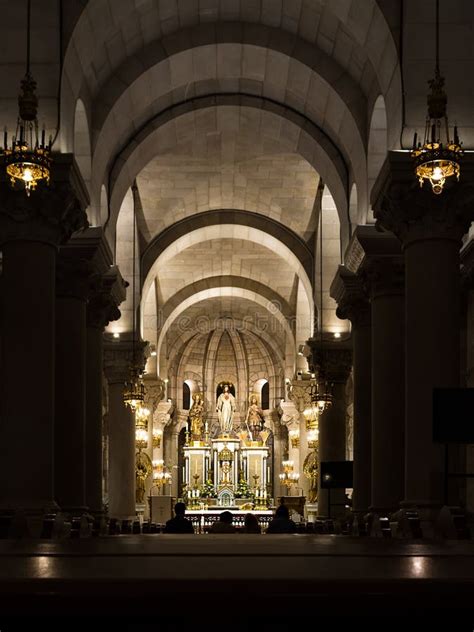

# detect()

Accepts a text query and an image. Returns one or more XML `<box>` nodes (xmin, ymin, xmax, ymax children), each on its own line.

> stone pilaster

<box><xmin>104</xmin><ymin>338</ymin><xmax>147</xmax><ymax>519</ymax></box>
<box><xmin>0</xmin><ymin>155</ymin><xmax>88</xmax><ymax>526</ymax></box>
<box><xmin>331</xmin><ymin>265</ymin><xmax>371</xmax><ymax>515</ymax></box>
<box><xmin>54</xmin><ymin>254</ymin><xmax>94</xmax><ymax>514</ymax></box>
<box><xmin>373</xmin><ymin>151</ymin><xmax>474</xmax><ymax>508</ymax></box>
<box><xmin>307</xmin><ymin>344</ymin><xmax>352</xmax><ymax>518</ymax></box>
<box><xmin>85</xmin><ymin>258</ymin><xmax>125</xmax><ymax>515</ymax></box>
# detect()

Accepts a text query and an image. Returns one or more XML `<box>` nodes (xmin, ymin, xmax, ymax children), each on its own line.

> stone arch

<box><xmin>367</xmin><ymin>95</ymin><xmax>388</xmax><ymax>222</ymax></box>
<box><xmin>73</xmin><ymin>99</ymin><xmax>92</xmax><ymax>215</ymax></box>
<box><xmin>142</xmin><ymin>209</ymin><xmax>313</xmax><ymax>286</ymax></box>
<box><xmin>108</xmin><ymin>100</ymin><xmax>350</xmax><ymax>249</ymax></box>
<box><xmin>142</xmin><ymin>224</ymin><xmax>313</xmax><ymax>335</ymax></box>
<box><xmin>156</xmin><ymin>286</ymin><xmax>294</xmax><ymax>374</ymax></box>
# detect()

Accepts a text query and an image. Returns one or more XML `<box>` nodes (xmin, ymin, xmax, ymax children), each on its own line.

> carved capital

<box><xmin>87</xmin><ymin>267</ymin><xmax>126</xmax><ymax>330</ymax></box>
<box><xmin>363</xmin><ymin>256</ymin><xmax>404</xmax><ymax>299</ymax></box>
<box><xmin>0</xmin><ymin>154</ymin><xmax>89</xmax><ymax>246</ymax></box>
<box><xmin>279</xmin><ymin>400</ymin><xmax>304</xmax><ymax>430</ymax></box>
<box><xmin>372</xmin><ymin>151</ymin><xmax>474</xmax><ymax>246</ymax></box>
<box><xmin>331</xmin><ymin>265</ymin><xmax>371</xmax><ymax>328</ymax></box>
<box><xmin>153</xmin><ymin>399</ymin><xmax>174</xmax><ymax>429</ymax></box>
<box><xmin>103</xmin><ymin>338</ymin><xmax>148</xmax><ymax>384</ymax></box>
<box><xmin>144</xmin><ymin>379</ymin><xmax>165</xmax><ymax>415</ymax></box>
<box><xmin>307</xmin><ymin>344</ymin><xmax>352</xmax><ymax>383</ymax></box>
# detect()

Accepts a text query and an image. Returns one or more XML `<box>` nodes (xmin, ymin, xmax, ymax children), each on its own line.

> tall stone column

<box><xmin>85</xmin><ymin>266</ymin><xmax>124</xmax><ymax>515</ymax></box>
<box><xmin>104</xmin><ymin>339</ymin><xmax>146</xmax><ymax>520</ymax></box>
<box><xmin>54</xmin><ymin>256</ymin><xmax>92</xmax><ymax>513</ymax></box>
<box><xmin>309</xmin><ymin>346</ymin><xmax>352</xmax><ymax>518</ymax></box>
<box><xmin>366</xmin><ymin>255</ymin><xmax>405</xmax><ymax>513</ymax></box>
<box><xmin>331</xmin><ymin>266</ymin><xmax>372</xmax><ymax>514</ymax></box>
<box><xmin>0</xmin><ymin>157</ymin><xmax>88</xmax><ymax>524</ymax></box>
<box><xmin>373</xmin><ymin>151</ymin><xmax>474</xmax><ymax>508</ymax></box>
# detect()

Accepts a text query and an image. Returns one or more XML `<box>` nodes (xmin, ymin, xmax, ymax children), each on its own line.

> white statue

<box><xmin>216</xmin><ymin>384</ymin><xmax>236</xmax><ymax>434</ymax></box>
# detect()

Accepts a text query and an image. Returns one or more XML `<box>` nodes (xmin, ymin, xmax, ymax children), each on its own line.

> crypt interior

<box><xmin>2</xmin><ymin>0</ymin><xmax>474</xmax><ymax>622</ymax></box>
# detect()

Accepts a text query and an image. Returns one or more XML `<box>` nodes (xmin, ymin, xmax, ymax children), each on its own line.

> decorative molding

<box><xmin>0</xmin><ymin>154</ymin><xmax>89</xmax><ymax>246</ymax></box>
<box><xmin>372</xmin><ymin>151</ymin><xmax>474</xmax><ymax>245</ymax></box>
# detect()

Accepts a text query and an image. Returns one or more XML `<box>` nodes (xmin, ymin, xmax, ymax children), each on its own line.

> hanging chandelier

<box><xmin>306</xmin><ymin>202</ymin><xmax>333</xmax><ymax>417</ymax></box>
<box><xmin>303</xmin><ymin>377</ymin><xmax>332</xmax><ymax>425</ymax></box>
<box><xmin>411</xmin><ymin>0</ymin><xmax>462</xmax><ymax>195</ymax></box>
<box><xmin>3</xmin><ymin>0</ymin><xmax>51</xmax><ymax>195</ymax></box>
<box><xmin>124</xmin><ymin>365</ymin><xmax>146</xmax><ymax>412</ymax></box>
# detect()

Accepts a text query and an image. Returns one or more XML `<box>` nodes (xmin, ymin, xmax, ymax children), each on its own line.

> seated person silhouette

<box><xmin>210</xmin><ymin>511</ymin><xmax>236</xmax><ymax>533</ymax></box>
<box><xmin>266</xmin><ymin>504</ymin><xmax>297</xmax><ymax>534</ymax></box>
<box><xmin>163</xmin><ymin>502</ymin><xmax>195</xmax><ymax>534</ymax></box>
<box><xmin>241</xmin><ymin>512</ymin><xmax>261</xmax><ymax>534</ymax></box>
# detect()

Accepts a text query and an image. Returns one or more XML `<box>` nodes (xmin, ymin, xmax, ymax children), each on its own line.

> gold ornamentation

<box><xmin>136</xmin><ymin>451</ymin><xmax>152</xmax><ymax>504</ymax></box>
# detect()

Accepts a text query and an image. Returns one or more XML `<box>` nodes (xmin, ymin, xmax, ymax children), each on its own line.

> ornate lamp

<box><xmin>3</xmin><ymin>0</ymin><xmax>51</xmax><ymax>195</ymax></box>
<box><xmin>279</xmin><ymin>460</ymin><xmax>299</xmax><ymax>494</ymax></box>
<box><xmin>135</xmin><ymin>427</ymin><xmax>148</xmax><ymax>452</ymax></box>
<box><xmin>124</xmin><ymin>366</ymin><xmax>146</xmax><ymax>412</ymax></box>
<box><xmin>412</xmin><ymin>0</ymin><xmax>462</xmax><ymax>194</ymax></box>
<box><xmin>289</xmin><ymin>429</ymin><xmax>300</xmax><ymax>448</ymax></box>
<box><xmin>152</xmin><ymin>427</ymin><xmax>162</xmax><ymax>449</ymax></box>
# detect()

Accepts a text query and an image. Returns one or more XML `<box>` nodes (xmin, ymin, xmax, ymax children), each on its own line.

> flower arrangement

<box><xmin>200</xmin><ymin>479</ymin><xmax>216</xmax><ymax>498</ymax></box>
<box><xmin>235</xmin><ymin>476</ymin><xmax>253</xmax><ymax>499</ymax></box>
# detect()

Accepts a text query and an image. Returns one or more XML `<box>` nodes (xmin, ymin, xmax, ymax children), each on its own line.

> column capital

<box><xmin>0</xmin><ymin>154</ymin><xmax>89</xmax><ymax>246</ymax></box>
<box><xmin>144</xmin><ymin>379</ymin><xmax>166</xmax><ymax>416</ymax></box>
<box><xmin>343</xmin><ymin>225</ymin><xmax>404</xmax><ymax>299</ymax></box>
<box><xmin>286</xmin><ymin>384</ymin><xmax>311</xmax><ymax>416</ymax></box>
<box><xmin>331</xmin><ymin>265</ymin><xmax>371</xmax><ymax>327</ymax></box>
<box><xmin>87</xmin><ymin>266</ymin><xmax>126</xmax><ymax>330</ymax></box>
<box><xmin>372</xmin><ymin>151</ymin><xmax>474</xmax><ymax>245</ymax></box>
<box><xmin>153</xmin><ymin>399</ymin><xmax>174</xmax><ymax>430</ymax></box>
<box><xmin>103</xmin><ymin>338</ymin><xmax>148</xmax><ymax>384</ymax></box>
<box><xmin>363</xmin><ymin>257</ymin><xmax>404</xmax><ymax>299</ymax></box>
<box><xmin>307</xmin><ymin>342</ymin><xmax>352</xmax><ymax>383</ymax></box>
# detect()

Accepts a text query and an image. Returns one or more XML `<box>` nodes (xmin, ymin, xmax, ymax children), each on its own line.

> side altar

<box><xmin>182</xmin><ymin>385</ymin><xmax>271</xmax><ymax>509</ymax></box>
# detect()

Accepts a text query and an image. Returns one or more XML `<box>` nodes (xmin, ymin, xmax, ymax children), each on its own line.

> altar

<box><xmin>183</xmin><ymin>434</ymin><xmax>271</xmax><ymax>508</ymax></box>
<box><xmin>181</xmin><ymin>383</ymin><xmax>273</xmax><ymax>511</ymax></box>
<box><xmin>185</xmin><ymin>509</ymin><xmax>274</xmax><ymax>533</ymax></box>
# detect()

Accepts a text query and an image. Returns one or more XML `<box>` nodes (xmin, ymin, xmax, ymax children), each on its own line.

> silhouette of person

<box><xmin>210</xmin><ymin>510</ymin><xmax>236</xmax><ymax>533</ymax></box>
<box><xmin>163</xmin><ymin>502</ymin><xmax>195</xmax><ymax>534</ymax></box>
<box><xmin>242</xmin><ymin>512</ymin><xmax>261</xmax><ymax>534</ymax></box>
<box><xmin>266</xmin><ymin>504</ymin><xmax>297</xmax><ymax>534</ymax></box>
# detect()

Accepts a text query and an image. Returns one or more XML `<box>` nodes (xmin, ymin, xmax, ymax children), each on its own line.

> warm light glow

<box><xmin>113</xmin><ymin>332</ymin><xmax>120</xmax><ymax>339</ymax></box>
<box><xmin>307</xmin><ymin>428</ymin><xmax>319</xmax><ymax>449</ymax></box>
<box><xmin>289</xmin><ymin>429</ymin><xmax>300</xmax><ymax>449</ymax></box>
<box><xmin>334</xmin><ymin>332</ymin><xmax>341</xmax><ymax>339</ymax></box>
<box><xmin>135</xmin><ymin>427</ymin><xmax>148</xmax><ymax>450</ymax></box>
<box><xmin>150</xmin><ymin>350</ymin><xmax>157</xmax><ymax>357</ymax></box>
<box><xmin>152</xmin><ymin>428</ymin><xmax>163</xmax><ymax>448</ymax></box>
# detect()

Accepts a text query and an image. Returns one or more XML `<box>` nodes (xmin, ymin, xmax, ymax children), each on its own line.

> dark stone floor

<box><xmin>1</xmin><ymin>535</ymin><xmax>474</xmax><ymax>627</ymax></box>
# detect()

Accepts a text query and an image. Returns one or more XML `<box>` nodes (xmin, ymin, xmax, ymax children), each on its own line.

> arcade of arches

<box><xmin>2</xmin><ymin>0</ymin><xmax>474</xmax><ymax>539</ymax></box>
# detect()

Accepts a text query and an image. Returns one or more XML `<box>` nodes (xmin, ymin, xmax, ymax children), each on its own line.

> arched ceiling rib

<box><xmin>141</xmin><ymin>223</ymin><xmax>313</xmax><ymax>329</ymax></box>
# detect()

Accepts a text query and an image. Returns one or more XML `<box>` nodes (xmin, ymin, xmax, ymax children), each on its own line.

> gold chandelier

<box><xmin>124</xmin><ymin>365</ymin><xmax>146</xmax><ymax>412</ymax></box>
<box><xmin>279</xmin><ymin>460</ymin><xmax>299</xmax><ymax>493</ymax></box>
<box><xmin>411</xmin><ymin>0</ymin><xmax>462</xmax><ymax>195</ymax></box>
<box><xmin>304</xmin><ymin>377</ymin><xmax>333</xmax><ymax>420</ymax></box>
<box><xmin>3</xmin><ymin>1</ymin><xmax>51</xmax><ymax>195</ymax></box>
